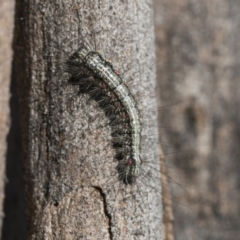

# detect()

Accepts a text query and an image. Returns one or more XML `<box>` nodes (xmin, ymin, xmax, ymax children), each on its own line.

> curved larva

<box><xmin>67</xmin><ymin>45</ymin><xmax>142</xmax><ymax>184</ymax></box>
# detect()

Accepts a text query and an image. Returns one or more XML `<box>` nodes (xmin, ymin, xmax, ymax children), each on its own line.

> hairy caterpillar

<box><xmin>66</xmin><ymin>45</ymin><xmax>142</xmax><ymax>185</ymax></box>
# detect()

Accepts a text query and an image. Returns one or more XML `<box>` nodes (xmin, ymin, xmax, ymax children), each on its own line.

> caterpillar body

<box><xmin>66</xmin><ymin>45</ymin><xmax>142</xmax><ymax>184</ymax></box>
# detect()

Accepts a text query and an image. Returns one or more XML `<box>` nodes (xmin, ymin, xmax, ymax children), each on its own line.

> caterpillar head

<box><xmin>117</xmin><ymin>155</ymin><xmax>142</xmax><ymax>185</ymax></box>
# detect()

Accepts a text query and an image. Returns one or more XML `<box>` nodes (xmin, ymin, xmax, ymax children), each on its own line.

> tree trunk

<box><xmin>0</xmin><ymin>0</ymin><xmax>14</xmax><ymax>237</ymax></box>
<box><xmin>160</xmin><ymin>146</ymin><xmax>174</xmax><ymax>240</ymax></box>
<box><xmin>154</xmin><ymin>0</ymin><xmax>240</xmax><ymax>239</ymax></box>
<box><xmin>14</xmin><ymin>0</ymin><xmax>163</xmax><ymax>239</ymax></box>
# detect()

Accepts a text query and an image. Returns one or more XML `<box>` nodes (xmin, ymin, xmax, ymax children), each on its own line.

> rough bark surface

<box><xmin>154</xmin><ymin>0</ymin><xmax>240</xmax><ymax>239</ymax></box>
<box><xmin>14</xmin><ymin>0</ymin><xmax>162</xmax><ymax>239</ymax></box>
<box><xmin>0</xmin><ymin>0</ymin><xmax>14</xmax><ymax>237</ymax></box>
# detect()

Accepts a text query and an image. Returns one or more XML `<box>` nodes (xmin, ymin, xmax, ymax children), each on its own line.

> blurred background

<box><xmin>1</xmin><ymin>0</ymin><xmax>240</xmax><ymax>239</ymax></box>
<box><xmin>154</xmin><ymin>0</ymin><xmax>240</xmax><ymax>239</ymax></box>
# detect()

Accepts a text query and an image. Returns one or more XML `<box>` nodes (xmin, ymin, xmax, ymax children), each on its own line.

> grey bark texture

<box><xmin>154</xmin><ymin>0</ymin><xmax>240</xmax><ymax>239</ymax></box>
<box><xmin>14</xmin><ymin>0</ymin><xmax>162</xmax><ymax>239</ymax></box>
<box><xmin>0</xmin><ymin>0</ymin><xmax>14</xmax><ymax>237</ymax></box>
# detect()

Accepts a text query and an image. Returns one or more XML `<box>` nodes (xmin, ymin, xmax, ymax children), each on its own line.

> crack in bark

<box><xmin>92</xmin><ymin>186</ymin><xmax>113</xmax><ymax>240</ymax></box>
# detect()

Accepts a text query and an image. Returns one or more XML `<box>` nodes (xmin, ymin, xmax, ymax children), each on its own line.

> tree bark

<box><xmin>0</xmin><ymin>0</ymin><xmax>14</xmax><ymax>237</ymax></box>
<box><xmin>15</xmin><ymin>0</ymin><xmax>163</xmax><ymax>239</ymax></box>
<box><xmin>154</xmin><ymin>0</ymin><xmax>240</xmax><ymax>239</ymax></box>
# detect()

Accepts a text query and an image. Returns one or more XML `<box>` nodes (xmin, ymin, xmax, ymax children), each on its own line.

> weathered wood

<box><xmin>15</xmin><ymin>0</ymin><xmax>162</xmax><ymax>239</ymax></box>
<box><xmin>0</xmin><ymin>0</ymin><xmax>14</xmax><ymax>237</ymax></box>
<box><xmin>154</xmin><ymin>0</ymin><xmax>240</xmax><ymax>239</ymax></box>
<box><xmin>160</xmin><ymin>146</ymin><xmax>174</xmax><ymax>240</ymax></box>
